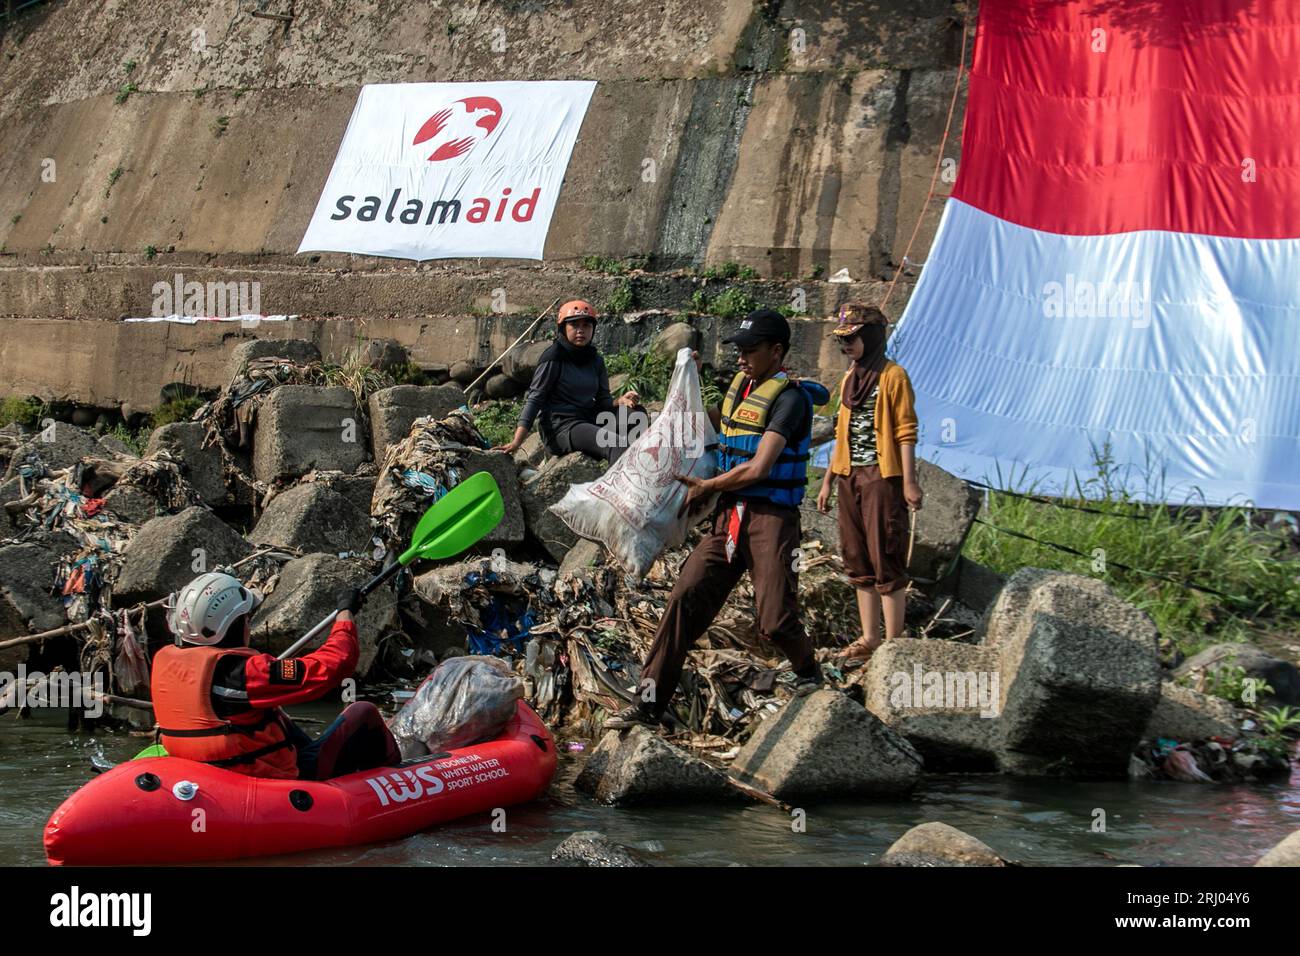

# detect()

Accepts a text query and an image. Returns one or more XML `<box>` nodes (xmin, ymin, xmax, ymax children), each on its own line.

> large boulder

<box><xmin>731</xmin><ymin>690</ymin><xmax>924</xmax><ymax>799</ymax></box>
<box><xmin>227</xmin><ymin>338</ymin><xmax>321</xmax><ymax>380</ymax></box>
<box><xmin>502</xmin><ymin>341</ymin><xmax>553</xmax><ymax>384</ymax></box>
<box><xmin>575</xmin><ymin>727</ymin><xmax>740</xmax><ymax>805</ymax></box>
<box><xmin>250</xmin><ymin>553</ymin><xmax>397</xmax><ymax>677</ymax></box>
<box><xmin>0</xmin><ymin>530</ymin><xmax>82</xmax><ymax>636</ymax></box>
<box><xmin>462</xmin><ymin>451</ymin><xmax>525</xmax><ymax>546</ymax></box>
<box><xmin>1142</xmin><ymin>681</ymin><xmax>1240</xmax><ymax>743</ymax></box>
<box><xmin>102</xmin><ymin>484</ymin><xmax>161</xmax><ymax>525</ymax></box>
<box><xmin>3</xmin><ymin>422</ymin><xmax>109</xmax><ymax>480</ymax></box>
<box><xmin>551</xmin><ymin>831</ymin><xmax>649</xmax><ymax>867</ymax></box>
<box><xmin>252</xmin><ymin>386</ymin><xmax>368</xmax><ymax>483</ymax></box>
<box><xmin>877</xmin><ymin>822</ymin><xmax>1008</xmax><ymax>867</ymax></box>
<box><xmin>113</xmin><ymin>508</ymin><xmax>254</xmax><ymax>606</ymax></box>
<box><xmin>984</xmin><ymin>569</ymin><xmax>1162</xmax><ymax>776</ymax></box>
<box><xmin>368</xmin><ymin>385</ymin><xmax>466</xmax><ymax>462</ymax></box>
<box><xmin>558</xmin><ymin>538</ymin><xmax>607</xmax><ymax>584</ymax></box>
<box><xmin>484</xmin><ymin>373</ymin><xmax>525</xmax><ymax>400</ymax></box>
<box><xmin>863</xmin><ymin>639</ymin><xmax>1002</xmax><ymax>770</ymax></box>
<box><xmin>146</xmin><ymin>422</ymin><xmax>228</xmax><ymax>506</ymax></box>
<box><xmin>1173</xmin><ymin>643</ymin><xmax>1300</xmax><ymax>707</ymax></box>
<box><xmin>521</xmin><ymin>452</ymin><xmax>605</xmax><ymax>562</ymax></box>
<box><xmin>251</xmin><ymin>483</ymin><xmax>372</xmax><ymax>555</ymax></box>
<box><xmin>448</xmin><ymin>360</ymin><xmax>483</xmax><ymax>386</ymax></box>
<box><xmin>649</xmin><ymin>322</ymin><xmax>697</xmax><ymax>359</ymax></box>
<box><xmin>1255</xmin><ymin>830</ymin><xmax>1300</xmax><ymax>867</ymax></box>
<box><xmin>910</xmin><ymin>459</ymin><xmax>981</xmax><ymax>584</ymax></box>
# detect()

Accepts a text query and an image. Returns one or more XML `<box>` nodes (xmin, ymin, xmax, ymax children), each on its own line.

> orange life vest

<box><xmin>152</xmin><ymin>646</ymin><xmax>298</xmax><ymax>779</ymax></box>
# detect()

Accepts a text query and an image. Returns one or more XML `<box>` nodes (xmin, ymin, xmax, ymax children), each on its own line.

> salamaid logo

<box><xmin>413</xmin><ymin>96</ymin><xmax>503</xmax><ymax>162</ymax></box>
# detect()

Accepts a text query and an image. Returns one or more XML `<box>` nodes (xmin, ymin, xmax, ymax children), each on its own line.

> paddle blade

<box><xmin>134</xmin><ymin>744</ymin><xmax>168</xmax><ymax>759</ymax></box>
<box><xmin>399</xmin><ymin>470</ymin><xmax>505</xmax><ymax>564</ymax></box>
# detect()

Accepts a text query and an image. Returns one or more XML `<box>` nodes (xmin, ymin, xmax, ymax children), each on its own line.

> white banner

<box><xmin>298</xmin><ymin>81</ymin><xmax>596</xmax><ymax>261</ymax></box>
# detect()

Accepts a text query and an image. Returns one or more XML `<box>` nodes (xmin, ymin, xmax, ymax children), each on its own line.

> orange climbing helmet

<box><xmin>557</xmin><ymin>299</ymin><xmax>598</xmax><ymax>325</ymax></box>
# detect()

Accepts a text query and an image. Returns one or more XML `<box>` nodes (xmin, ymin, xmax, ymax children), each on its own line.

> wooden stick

<box><xmin>724</xmin><ymin>774</ymin><xmax>792</xmax><ymax>812</ymax></box>
<box><xmin>464</xmin><ymin>297</ymin><xmax>561</xmax><ymax>395</ymax></box>
<box><xmin>87</xmin><ymin>690</ymin><xmax>153</xmax><ymax>711</ymax></box>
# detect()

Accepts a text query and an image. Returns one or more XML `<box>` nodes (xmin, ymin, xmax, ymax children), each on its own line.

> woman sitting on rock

<box><xmin>494</xmin><ymin>299</ymin><xmax>645</xmax><ymax>463</ymax></box>
<box><xmin>816</xmin><ymin>303</ymin><xmax>923</xmax><ymax>662</ymax></box>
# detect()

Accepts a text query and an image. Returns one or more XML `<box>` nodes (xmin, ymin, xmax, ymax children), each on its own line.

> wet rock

<box><xmin>575</xmin><ymin>727</ymin><xmax>741</xmax><ymax>805</ymax></box>
<box><xmin>863</xmin><ymin>639</ymin><xmax>1002</xmax><ymax>771</ymax></box>
<box><xmin>1142</xmin><ymin>681</ymin><xmax>1239</xmax><ymax>743</ymax></box>
<box><xmin>521</xmin><ymin>452</ymin><xmax>605</xmax><ymax>562</ymax></box>
<box><xmin>985</xmin><ymin>569</ymin><xmax>1161</xmax><ymax>776</ymax></box>
<box><xmin>910</xmin><ymin>459</ymin><xmax>981</xmax><ymax>584</ymax></box>
<box><xmin>368</xmin><ymin>384</ymin><xmax>466</xmax><ymax>462</ymax></box>
<box><xmin>649</xmin><ymin>322</ymin><xmax>697</xmax><ymax>358</ymax></box>
<box><xmin>113</xmin><ymin>507</ymin><xmax>254</xmax><ymax>605</ymax></box>
<box><xmin>0</xmin><ymin>530</ymin><xmax>82</xmax><ymax>634</ymax></box>
<box><xmin>448</xmin><ymin>360</ymin><xmax>483</xmax><ymax>385</ymax></box>
<box><xmin>250</xmin><ymin>553</ymin><xmax>397</xmax><ymax>677</ymax></box>
<box><xmin>227</xmin><ymin>339</ymin><xmax>321</xmax><ymax>380</ymax></box>
<box><xmin>146</xmin><ymin>421</ymin><xmax>228</xmax><ymax>506</ymax></box>
<box><xmin>731</xmin><ymin>690</ymin><xmax>924</xmax><ymax>798</ymax></box>
<box><xmin>878</xmin><ymin>822</ymin><xmax>1007</xmax><ymax>867</ymax></box>
<box><xmin>102</xmin><ymin>484</ymin><xmax>161</xmax><ymax>525</ymax></box>
<box><xmin>484</xmin><ymin>372</ymin><xmax>525</xmax><ymax>400</ymax></box>
<box><xmin>551</xmin><ymin>830</ymin><xmax>648</xmax><ymax>867</ymax></box>
<box><xmin>3</xmin><ymin>422</ymin><xmax>105</xmax><ymax>480</ymax></box>
<box><xmin>251</xmin><ymin>483</ymin><xmax>372</xmax><ymax>555</ymax></box>
<box><xmin>502</xmin><ymin>341</ymin><xmax>553</xmax><ymax>384</ymax></box>
<box><xmin>1254</xmin><ymin>830</ymin><xmax>1300</xmax><ymax>866</ymax></box>
<box><xmin>252</xmin><ymin>386</ymin><xmax>368</xmax><ymax>483</ymax></box>
<box><xmin>1173</xmin><ymin>643</ymin><xmax>1300</xmax><ymax>707</ymax></box>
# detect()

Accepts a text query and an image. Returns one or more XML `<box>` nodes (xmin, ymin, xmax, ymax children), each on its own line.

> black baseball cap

<box><xmin>722</xmin><ymin>309</ymin><xmax>791</xmax><ymax>349</ymax></box>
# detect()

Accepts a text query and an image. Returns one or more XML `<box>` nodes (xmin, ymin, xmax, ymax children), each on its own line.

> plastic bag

<box><xmin>549</xmin><ymin>348</ymin><xmax>718</xmax><ymax>579</ymax></box>
<box><xmin>388</xmin><ymin>656</ymin><xmax>524</xmax><ymax>760</ymax></box>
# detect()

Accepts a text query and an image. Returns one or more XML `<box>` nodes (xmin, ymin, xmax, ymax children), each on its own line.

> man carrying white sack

<box><xmin>605</xmin><ymin>309</ymin><xmax>830</xmax><ymax>730</ymax></box>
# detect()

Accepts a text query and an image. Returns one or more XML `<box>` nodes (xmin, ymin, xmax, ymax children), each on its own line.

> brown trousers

<box><xmin>837</xmin><ymin>465</ymin><xmax>910</xmax><ymax>593</ymax></box>
<box><xmin>639</xmin><ymin>499</ymin><xmax>815</xmax><ymax>719</ymax></box>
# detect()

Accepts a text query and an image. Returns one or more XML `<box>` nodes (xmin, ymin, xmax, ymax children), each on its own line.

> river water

<box><xmin>4</xmin><ymin>707</ymin><xmax>1296</xmax><ymax>867</ymax></box>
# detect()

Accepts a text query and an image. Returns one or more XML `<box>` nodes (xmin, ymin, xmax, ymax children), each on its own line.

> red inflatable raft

<box><xmin>45</xmin><ymin>701</ymin><xmax>556</xmax><ymax>865</ymax></box>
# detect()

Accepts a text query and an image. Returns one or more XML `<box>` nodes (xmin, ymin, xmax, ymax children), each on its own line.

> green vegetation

<box><xmin>472</xmin><ymin>400</ymin><xmax>522</xmax><ymax>446</ymax></box>
<box><xmin>389</xmin><ymin>361</ymin><xmax>433</xmax><ymax>386</ymax></box>
<box><xmin>100</xmin><ymin>422</ymin><xmax>149</xmax><ymax>456</ymax></box>
<box><xmin>9</xmin><ymin>214</ymin><xmax>19</xmax><ymax>225</ymax></box>
<box><xmin>212</xmin><ymin>115</ymin><xmax>230</xmax><ymax>136</ymax></box>
<box><xmin>581</xmin><ymin>255</ymin><xmax>647</xmax><ymax>275</ymax></box>
<box><xmin>144</xmin><ymin>245</ymin><xmax>157</xmax><ymax>260</ymax></box>
<box><xmin>105</xmin><ymin>165</ymin><xmax>124</xmax><ymax>197</ymax></box>
<box><xmin>1179</xmin><ymin>663</ymin><xmax>1270</xmax><ymax>706</ymax></box>
<box><xmin>709</xmin><ymin>287</ymin><xmax>757</xmax><ymax>319</ymax></box>
<box><xmin>964</xmin><ymin>446</ymin><xmax>1300</xmax><ymax>657</ymax></box>
<box><xmin>151</xmin><ymin>395</ymin><xmax>204</xmax><ymax>428</ymax></box>
<box><xmin>700</xmin><ymin>261</ymin><xmax>758</xmax><ymax>280</ymax></box>
<box><xmin>0</xmin><ymin>396</ymin><xmax>43</xmax><ymax>429</ymax></box>
<box><xmin>606</xmin><ymin>349</ymin><xmax>676</xmax><ymax>403</ymax></box>
<box><xmin>123</xmin><ymin>59</ymin><xmax>137</xmax><ymax>74</ymax></box>
<box><xmin>114</xmin><ymin>82</ymin><xmax>138</xmax><ymax>105</ymax></box>
<box><xmin>605</xmin><ymin>278</ymin><xmax>635</xmax><ymax>314</ymax></box>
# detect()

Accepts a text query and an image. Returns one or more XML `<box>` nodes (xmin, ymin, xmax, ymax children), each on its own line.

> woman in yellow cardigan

<box><xmin>816</xmin><ymin>304</ymin><xmax>923</xmax><ymax>662</ymax></box>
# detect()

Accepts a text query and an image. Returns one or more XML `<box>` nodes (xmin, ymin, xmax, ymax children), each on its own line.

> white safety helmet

<box><xmin>167</xmin><ymin>571</ymin><xmax>262</xmax><ymax>646</ymax></box>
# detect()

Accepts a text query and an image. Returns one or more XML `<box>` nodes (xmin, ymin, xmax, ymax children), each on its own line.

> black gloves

<box><xmin>336</xmin><ymin>588</ymin><xmax>365</xmax><ymax>614</ymax></box>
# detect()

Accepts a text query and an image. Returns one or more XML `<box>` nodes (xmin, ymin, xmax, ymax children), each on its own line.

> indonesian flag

<box><xmin>890</xmin><ymin>0</ymin><xmax>1300</xmax><ymax>509</ymax></box>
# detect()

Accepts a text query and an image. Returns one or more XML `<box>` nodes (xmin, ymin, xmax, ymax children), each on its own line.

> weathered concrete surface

<box><xmin>1142</xmin><ymin>681</ymin><xmax>1240</xmax><ymax>744</ymax></box>
<box><xmin>575</xmin><ymin>727</ymin><xmax>741</xmax><ymax>806</ymax></box>
<box><xmin>252</xmin><ymin>385</ymin><xmax>368</xmax><ymax>483</ymax></box>
<box><xmin>521</xmin><ymin>452</ymin><xmax>605</xmax><ymax>563</ymax></box>
<box><xmin>368</xmin><ymin>384</ymin><xmax>466</xmax><ymax>462</ymax></box>
<box><xmin>113</xmin><ymin>507</ymin><xmax>254</xmax><ymax>605</ymax></box>
<box><xmin>145</xmin><ymin>422</ymin><xmax>228</xmax><ymax>506</ymax></box>
<box><xmin>731</xmin><ymin>689</ymin><xmax>924</xmax><ymax>798</ymax></box>
<box><xmin>251</xmin><ymin>482</ymin><xmax>372</xmax><ymax>555</ymax></box>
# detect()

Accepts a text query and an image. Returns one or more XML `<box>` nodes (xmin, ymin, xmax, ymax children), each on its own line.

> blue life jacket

<box><xmin>717</xmin><ymin>372</ymin><xmax>828</xmax><ymax>508</ymax></box>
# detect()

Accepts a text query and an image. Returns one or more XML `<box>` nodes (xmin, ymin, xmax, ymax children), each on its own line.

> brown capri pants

<box><xmin>638</xmin><ymin>499</ymin><xmax>816</xmax><ymax>720</ymax></box>
<box><xmin>837</xmin><ymin>464</ymin><xmax>910</xmax><ymax>594</ymax></box>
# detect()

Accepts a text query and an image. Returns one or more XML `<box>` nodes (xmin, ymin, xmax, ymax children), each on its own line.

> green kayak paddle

<box><xmin>276</xmin><ymin>471</ymin><xmax>504</xmax><ymax>661</ymax></box>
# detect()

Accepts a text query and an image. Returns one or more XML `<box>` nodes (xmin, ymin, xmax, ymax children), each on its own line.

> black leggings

<box><xmin>543</xmin><ymin>409</ymin><xmax>648</xmax><ymax>464</ymax></box>
<box><xmin>290</xmin><ymin>702</ymin><xmax>402</xmax><ymax>781</ymax></box>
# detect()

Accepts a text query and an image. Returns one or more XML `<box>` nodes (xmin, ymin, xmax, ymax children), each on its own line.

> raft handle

<box><xmin>289</xmin><ymin>789</ymin><xmax>313</xmax><ymax>812</ymax></box>
<box><xmin>530</xmin><ymin>735</ymin><xmax>548</xmax><ymax>753</ymax></box>
<box><xmin>135</xmin><ymin>772</ymin><xmax>161</xmax><ymax>792</ymax></box>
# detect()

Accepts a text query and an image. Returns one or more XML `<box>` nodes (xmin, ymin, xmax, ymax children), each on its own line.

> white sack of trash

<box><xmin>388</xmin><ymin>656</ymin><xmax>524</xmax><ymax>760</ymax></box>
<box><xmin>549</xmin><ymin>347</ymin><xmax>718</xmax><ymax>579</ymax></box>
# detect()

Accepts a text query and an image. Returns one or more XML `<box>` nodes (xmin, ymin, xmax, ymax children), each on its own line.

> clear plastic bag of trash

<box><xmin>549</xmin><ymin>348</ymin><xmax>718</xmax><ymax>579</ymax></box>
<box><xmin>388</xmin><ymin>656</ymin><xmax>524</xmax><ymax>760</ymax></box>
